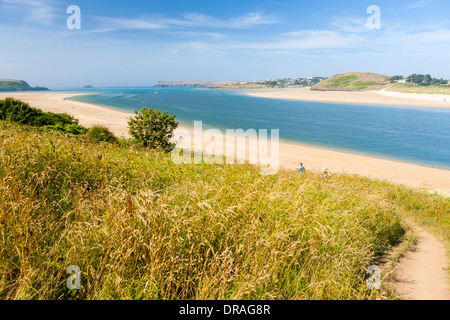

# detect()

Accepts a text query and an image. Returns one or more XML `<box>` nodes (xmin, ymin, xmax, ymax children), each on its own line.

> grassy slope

<box><xmin>312</xmin><ymin>72</ymin><xmax>390</xmax><ymax>91</ymax></box>
<box><xmin>312</xmin><ymin>72</ymin><xmax>450</xmax><ymax>94</ymax></box>
<box><xmin>0</xmin><ymin>122</ymin><xmax>448</xmax><ymax>300</ymax></box>
<box><xmin>0</xmin><ymin>79</ymin><xmax>48</xmax><ymax>92</ymax></box>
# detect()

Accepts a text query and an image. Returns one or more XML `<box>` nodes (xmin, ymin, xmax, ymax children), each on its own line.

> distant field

<box><xmin>385</xmin><ymin>83</ymin><xmax>450</xmax><ymax>95</ymax></box>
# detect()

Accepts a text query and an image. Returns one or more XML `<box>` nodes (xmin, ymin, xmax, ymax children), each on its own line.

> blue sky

<box><xmin>1</xmin><ymin>0</ymin><xmax>450</xmax><ymax>88</ymax></box>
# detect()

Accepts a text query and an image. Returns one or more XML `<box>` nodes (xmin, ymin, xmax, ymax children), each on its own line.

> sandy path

<box><xmin>394</xmin><ymin>225</ymin><xmax>449</xmax><ymax>300</ymax></box>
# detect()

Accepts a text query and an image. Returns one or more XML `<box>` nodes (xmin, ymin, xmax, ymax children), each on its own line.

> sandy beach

<box><xmin>246</xmin><ymin>87</ymin><xmax>450</xmax><ymax>109</ymax></box>
<box><xmin>1</xmin><ymin>91</ymin><xmax>450</xmax><ymax>194</ymax></box>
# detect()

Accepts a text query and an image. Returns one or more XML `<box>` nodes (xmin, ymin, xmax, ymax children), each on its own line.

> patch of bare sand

<box><xmin>246</xmin><ymin>87</ymin><xmax>450</xmax><ymax>109</ymax></box>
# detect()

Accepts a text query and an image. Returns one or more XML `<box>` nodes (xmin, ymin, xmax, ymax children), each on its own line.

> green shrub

<box><xmin>0</xmin><ymin>98</ymin><xmax>87</xmax><ymax>134</ymax></box>
<box><xmin>44</xmin><ymin>123</ymin><xmax>87</xmax><ymax>135</ymax></box>
<box><xmin>87</xmin><ymin>125</ymin><xmax>117</xmax><ymax>143</ymax></box>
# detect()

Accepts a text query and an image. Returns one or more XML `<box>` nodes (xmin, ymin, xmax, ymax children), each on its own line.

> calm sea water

<box><xmin>67</xmin><ymin>87</ymin><xmax>450</xmax><ymax>169</ymax></box>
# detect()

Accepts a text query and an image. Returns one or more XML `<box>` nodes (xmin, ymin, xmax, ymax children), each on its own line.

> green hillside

<box><xmin>1</xmin><ymin>116</ymin><xmax>449</xmax><ymax>300</ymax></box>
<box><xmin>0</xmin><ymin>78</ymin><xmax>49</xmax><ymax>92</ymax></box>
<box><xmin>312</xmin><ymin>72</ymin><xmax>450</xmax><ymax>94</ymax></box>
<box><xmin>312</xmin><ymin>72</ymin><xmax>390</xmax><ymax>91</ymax></box>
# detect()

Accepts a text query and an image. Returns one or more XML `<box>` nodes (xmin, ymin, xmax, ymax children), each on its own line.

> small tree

<box><xmin>390</xmin><ymin>75</ymin><xmax>404</xmax><ymax>83</ymax></box>
<box><xmin>128</xmin><ymin>107</ymin><xmax>178</xmax><ymax>152</ymax></box>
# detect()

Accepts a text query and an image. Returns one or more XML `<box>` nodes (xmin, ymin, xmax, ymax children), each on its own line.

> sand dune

<box><xmin>1</xmin><ymin>91</ymin><xmax>450</xmax><ymax>194</ymax></box>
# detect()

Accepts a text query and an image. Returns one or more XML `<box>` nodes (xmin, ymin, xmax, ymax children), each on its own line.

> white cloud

<box><xmin>0</xmin><ymin>0</ymin><xmax>59</xmax><ymax>25</ymax></box>
<box><xmin>408</xmin><ymin>0</ymin><xmax>433</xmax><ymax>8</ymax></box>
<box><xmin>275</xmin><ymin>30</ymin><xmax>363</xmax><ymax>50</ymax></box>
<box><xmin>330</xmin><ymin>17</ymin><xmax>368</xmax><ymax>33</ymax></box>
<box><xmin>163</xmin><ymin>11</ymin><xmax>279</xmax><ymax>28</ymax></box>
<box><xmin>375</xmin><ymin>28</ymin><xmax>450</xmax><ymax>53</ymax></box>
<box><xmin>228</xmin><ymin>12</ymin><xmax>280</xmax><ymax>28</ymax></box>
<box><xmin>92</xmin><ymin>11</ymin><xmax>279</xmax><ymax>32</ymax></box>
<box><xmin>405</xmin><ymin>29</ymin><xmax>450</xmax><ymax>42</ymax></box>
<box><xmin>94</xmin><ymin>17</ymin><xmax>167</xmax><ymax>31</ymax></box>
<box><xmin>167</xmin><ymin>16</ymin><xmax>450</xmax><ymax>59</ymax></box>
<box><xmin>170</xmin><ymin>29</ymin><xmax>365</xmax><ymax>58</ymax></box>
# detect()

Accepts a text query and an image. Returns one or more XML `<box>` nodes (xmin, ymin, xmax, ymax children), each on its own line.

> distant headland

<box><xmin>155</xmin><ymin>72</ymin><xmax>450</xmax><ymax>94</ymax></box>
<box><xmin>154</xmin><ymin>77</ymin><xmax>326</xmax><ymax>89</ymax></box>
<box><xmin>0</xmin><ymin>78</ymin><xmax>49</xmax><ymax>92</ymax></box>
<box><xmin>154</xmin><ymin>80</ymin><xmax>235</xmax><ymax>88</ymax></box>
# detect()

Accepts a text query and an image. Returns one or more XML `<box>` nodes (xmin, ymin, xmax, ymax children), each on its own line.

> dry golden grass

<box><xmin>0</xmin><ymin>121</ymin><xmax>448</xmax><ymax>300</ymax></box>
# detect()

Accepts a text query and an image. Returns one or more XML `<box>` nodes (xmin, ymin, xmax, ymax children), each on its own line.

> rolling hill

<box><xmin>0</xmin><ymin>78</ymin><xmax>49</xmax><ymax>92</ymax></box>
<box><xmin>312</xmin><ymin>72</ymin><xmax>390</xmax><ymax>91</ymax></box>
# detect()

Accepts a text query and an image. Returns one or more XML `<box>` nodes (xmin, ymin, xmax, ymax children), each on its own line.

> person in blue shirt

<box><xmin>298</xmin><ymin>162</ymin><xmax>306</xmax><ymax>174</ymax></box>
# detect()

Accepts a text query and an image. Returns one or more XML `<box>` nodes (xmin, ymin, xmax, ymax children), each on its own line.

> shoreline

<box><xmin>1</xmin><ymin>91</ymin><xmax>450</xmax><ymax>194</ymax></box>
<box><xmin>245</xmin><ymin>87</ymin><xmax>450</xmax><ymax>109</ymax></box>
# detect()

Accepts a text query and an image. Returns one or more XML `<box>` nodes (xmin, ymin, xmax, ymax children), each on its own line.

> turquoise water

<box><xmin>68</xmin><ymin>87</ymin><xmax>450</xmax><ymax>169</ymax></box>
